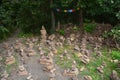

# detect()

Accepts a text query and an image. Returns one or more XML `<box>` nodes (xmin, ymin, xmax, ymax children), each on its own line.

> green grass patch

<box><xmin>111</xmin><ymin>50</ymin><xmax>120</xmax><ymax>60</ymax></box>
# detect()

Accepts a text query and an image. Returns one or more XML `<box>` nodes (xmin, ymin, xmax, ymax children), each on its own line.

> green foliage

<box><xmin>15</xmin><ymin>0</ymin><xmax>51</xmax><ymax>33</ymax></box>
<box><xmin>58</xmin><ymin>29</ymin><xmax>65</xmax><ymax>35</ymax></box>
<box><xmin>18</xmin><ymin>32</ymin><xmax>33</xmax><ymax>38</ymax></box>
<box><xmin>0</xmin><ymin>0</ymin><xmax>51</xmax><ymax>36</ymax></box>
<box><xmin>0</xmin><ymin>26</ymin><xmax>9</xmax><ymax>39</ymax></box>
<box><xmin>116</xmin><ymin>11</ymin><xmax>120</xmax><ymax>20</ymax></box>
<box><xmin>111</xmin><ymin>50</ymin><xmax>120</xmax><ymax>60</ymax></box>
<box><xmin>84</xmin><ymin>23</ymin><xmax>97</xmax><ymax>33</ymax></box>
<box><xmin>0</xmin><ymin>0</ymin><xmax>119</xmax><ymax>41</ymax></box>
<box><xmin>103</xmin><ymin>25</ymin><xmax>120</xmax><ymax>41</ymax></box>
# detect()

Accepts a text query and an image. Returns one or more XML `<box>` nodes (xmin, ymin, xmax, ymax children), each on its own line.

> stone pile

<box><xmin>81</xmin><ymin>55</ymin><xmax>90</xmax><ymax>64</ymax></box>
<box><xmin>40</xmin><ymin>25</ymin><xmax>47</xmax><ymax>44</ymax></box>
<box><xmin>110</xmin><ymin>70</ymin><xmax>120</xmax><ymax>80</ymax></box>
<box><xmin>27</xmin><ymin>73</ymin><xmax>34</xmax><ymax>80</ymax></box>
<box><xmin>84</xmin><ymin>76</ymin><xmax>92</xmax><ymax>80</ymax></box>
<box><xmin>18</xmin><ymin>65</ymin><xmax>28</xmax><ymax>76</ymax></box>
<box><xmin>5</xmin><ymin>55</ymin><xmax>15</xmax><ymax>65</ymax></box>
<box><xmin>80</xmin><ymin>34</ymin><xmax>87</xmax><ymax>54</ymax></box>
<box><xmin>63</xmin><ymin>61</ymin><xmax>78</xmax><ymax>79</ymax></box>
<box><xmin>39</xmin><ymin>52</ymin><xmax>56</xmax><ymax>80</ymax></box>
<box><xmin>1</xmin><ymin>71</ymin><xmax>9</xmax><ymax>80</ymax></box>
<box><xmin>2</xmin><ymin>42</ymin><xmax>9</xmax><ymax>49</ymax></box>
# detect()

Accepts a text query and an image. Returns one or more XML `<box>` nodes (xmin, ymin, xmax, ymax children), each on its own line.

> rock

<box><xmin>63</xmin><ymin>62</ymin><xmax>78</xmax><ymax>77</ymax></box>
<box><xmin>27</xmin><ymin>73</ymin><xmax>34</xmax><ymax>80</ymax></box>
<box><xmin>97</xmin><ymin>65</ymin><xmax>104</xmax><ymax>73</ymax></box>
<box><xmin>43</xmin><ymin>64</ymin><xmax>54</xmax><ymax>72</ymax></box>
<box><xmin>79</xmin><ymin>66</ymin><xmax>85</xmax><ymax>72</ymax></box>
<box><xmin>5</xmin><ymin>56</ymin><xmax>15</xmax><ymax>65</ymax></box>
<box><xmin>48</xmin><ymin>51</ymin><xmax>54</xmax><ymax>57</ymax></box>
<box><xmin>40</xmin><ymin>56</ymin><xmax>53</xmax><ymax>65</ymax></box>
<box><xmin>50</xmin><ymin>68</ymin><xmax>56</xmax><ymax>73</ymax></box>
<box><xmin>74</xmin><ymin>45</ymin><xmax>80</xmax><ymax>51</ymax></box>
<box><xmin>96</xmin><ymin>51</ymin><xmax>102</xmax><ymax>57</ymax></box>
<box><xmin>26</xmin><ymin>48</ymin><xmax>36</xmax><ymax>56</ymax></box>
<box><xmin>48</xmin><ymin>34</ymin><xmax>55</xmax><ymax>41</ymax></box>
<box><xmin>19</xmin><ymin>48</ymin><xmax>24</xmax><ymax>57</ymax></box>
<box><xmin>1</xmin><ymin>71</ymin><xmax>9</xmax><ymax>79</ymax></box>
<box><xmin>111</xmin><ymin>60</ymin><xmax>119</xmax><ymax>63</ymax></box>
<box><xmin>81</xmin><ymin>55</ymin><xmax>90</xmax><ymax>64</ymax></box>
<box><xmin>27</xmin><ymin>75</ymin><xmax>32</xmax><ymax>80</ymax></box>
<box><xmin>102</xmin><ymin>62</ymin><xmax>106</xmax><ymax>67</ymax></box>
<box><xmin>70</xmin><ymin>34</ymin><xmax>75</xmax><ymax>41</ymax></box>
<box><xmin>84</xmin><ymin>76</ymin><xmax>92</xmax><ymax>80</ymax></box>
<box><xmin>63</xmin><ymin>68</ymin><xmax>78</xmax><ymax>77</ymax></box>
<box><xmin>84</xmin><ymin>50</ymin><xmax>90</xmax><ymax>57</ymax></box>
<box><xmin>110</xmin><ymin>70</ymin><xmax>120</xmax><ymax>80</ymax></box>
<box><xmin>38</xmin><ymin>46</ymin><xmax>42</xmax><ymax>51</ymax></box>
<box><xmin>59</xmin><ymin>36</ymin><xmax>65</xmax><ymax>42</ymax></box>
<box><xmin>40</xmin><ymin>25</ymin><xmax>47</xmax><ymax>44</ymax></box>
<box><xmin>52</xmin><ymin>48</ymin><xmax>58</xmax><ymax>54</ymax></box>
<box><xmin>76</xmin><ymin>53</ymin><xmax>82</xmax><ymax>58</ymax></box>
<box><xmin>2</xmin><ymin>42</ymin><xmax>9</xmax><ymax>49</ymax></box>
<box><xmin>18</xmin><ymin>65</ymin><xmax>28</xmax><ymax>75</ymax></box>
<box><xmin>62</xmin><ymin>50</ymin><xmax>67</xmax><ymax>56</ymax></box>
<box><xmin>70</xmin><ymin>77</ymin><xmax>78</xmax><ymax>80</ymax></box>
<box><xmin>39</xmin><ymin>50</ymin><xmax>44</xmax><ymax>56</ymax></box>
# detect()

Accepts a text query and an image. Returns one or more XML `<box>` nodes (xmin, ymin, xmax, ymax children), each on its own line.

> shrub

<box><xmin>103</xmin><ymin>24</ymin><xmax>120</xmax><ymax>41</ymax></box>
<box><xmin>84</xmin><ymin>23</ymin><xmax>97</xmax><ymax>33</ymax></box>
<box><xmin>111</xmin><ymin>50</ymin><xmax>120</xmax><ymax>60</ymax></box>
<box><xmin>0</xmin><ymin>26</ymin><xmax>9</xmax><ymax>39</ymax></box>
<box><xmin>116</xmin><ymin>11</ymin><xmax>120</xmax><ymax>20</ymax></box>
<box><xmin>58</xmin><ymin>29</ymin><xmax>65</xmax><ymax>35</ymax></box>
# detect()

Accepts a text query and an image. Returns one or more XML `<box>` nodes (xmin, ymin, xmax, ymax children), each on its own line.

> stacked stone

<box><xmin>110</xmin><ymin>70</ymin><xmax>120</xmax><ymax>80</ymax></box>
<box><xmin>80</xmin><ymin>34</ymin><xmax>87</xmax><ymax>54</ymax></box>
<box><xmin>63</xmin><ymin>61</ymin><xmax>79</xmax><ymax>80</ymax></box>
<box><xmin>26</xmin><ymin>43</ymin><xmax>36</xmax><ymax>57</ymax></box>
<box><xmin>18</xmin><ymin>65</ymin><xmax>28</xmax><ymax>76</ymax></box>
<box><xmin>5</xmin><ymin>45</ymin><xmax>15</xmax><ymax>65</ymax></box>
<box><xmin>84</xmin><ymin>76</ymin><xmax>92</xmax><ymax>80</ymax></box>
<box><xmin>39</xmin><ymin>52</ymin><xmax>56</xmax><ymax>80</ymax></box>
<box><xmin>1</xmin><ymin>71</ymin><xmax>9</xmax><ymax>80</ymax></box>
<box><xmin>40</xmin><ymin>25</ymin><xmax>47</xmax><ymax>45</ymax></box>
<box><xmin>80</xmin><ymin>33</ymin><xmax>90</xmax><ymax>64</ymax></box>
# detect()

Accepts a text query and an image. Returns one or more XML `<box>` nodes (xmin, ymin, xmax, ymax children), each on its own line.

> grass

<box><xmin>18</xmin><ymin>32</ymin><xmax>33</xmax><ymax>38</ymax></box>
<box><xmin>54</xmin><ymin>44</ymin><xmax>120</xmax><ymax>80</ymax></box>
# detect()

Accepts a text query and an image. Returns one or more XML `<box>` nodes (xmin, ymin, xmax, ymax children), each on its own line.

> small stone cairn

<box><xmin>40</xmin><ymin>25</ymin><xmax>47</xmax><ymax>44</ymax></box>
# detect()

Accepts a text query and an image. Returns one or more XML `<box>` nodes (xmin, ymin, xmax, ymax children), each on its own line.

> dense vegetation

<box><xmin>0</xmin><ymin>0</ymin><xmax>120</xmax><ymax>40</ymax></box>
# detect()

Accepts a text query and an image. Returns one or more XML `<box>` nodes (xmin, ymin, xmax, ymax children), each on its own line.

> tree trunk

<box><xmin>79</xmin><ymin>9</ymin><xmax>83</xmax><ymax>29</ymax></box>
<box><xmin>50</xmin><ymin>0</ymin><xmax>55</xmax><ymax>33</ymax></box>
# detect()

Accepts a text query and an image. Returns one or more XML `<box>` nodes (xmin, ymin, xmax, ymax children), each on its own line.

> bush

<box><xmin>84</xmin><ymin>23</ymin><xmax>97</xmax><ymax>33</ymax></box>
<box><xmin>103</xmin><ymin>25</ymin><xmax>120</xmax><ymax>41</ymax></box>
<box><xmin>0</xmin><ymin>0</ymin><xmax>51</xmax><ymax>35</ymax></box>
<box><xmin>116</xmin><ymin>10</ymin><xmax>120</xmax><ymax>20</ymax></box>
<box><xmin>0</xmin><ymin>26</ymin><xmax>9</xmax><ymax>39</ymax></box>
<box><xmin>58</xmin><ymin>29</ymin><xmax>65</xmax><ymax>35</ymax></box>
<box><xmin>111</xmin><ymin>50</ymin><xmax>120</xmax><ymax>60</ymax></box>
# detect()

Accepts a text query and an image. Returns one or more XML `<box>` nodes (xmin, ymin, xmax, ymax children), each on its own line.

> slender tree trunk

<box><xmin>50</xmin><ymin>0</ymin><xmax>55</xmax><ymax>33</ymax></box>
<box><xmin>79</xmin><ymin>9</ymin><xmax>83</xmax><ymax>29</ymax></box>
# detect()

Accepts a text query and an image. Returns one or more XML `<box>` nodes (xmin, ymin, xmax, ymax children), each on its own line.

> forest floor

<box><xmin>0</xmin><ymin>23</ymin><xmax>120</xmax><ymax>80</ymax></box>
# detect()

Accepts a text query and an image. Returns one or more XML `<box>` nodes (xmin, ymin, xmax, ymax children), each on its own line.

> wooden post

<box><xmin>50</xmin><ymin>0</ymin><xmax>55</xmax><ymax>33</ymax></box>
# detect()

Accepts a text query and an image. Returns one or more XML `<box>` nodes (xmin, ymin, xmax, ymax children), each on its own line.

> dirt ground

<box><xmin>0</xmin><ymin>23</ymin><xmax>119</xmax><ymax>80</ymax></box>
